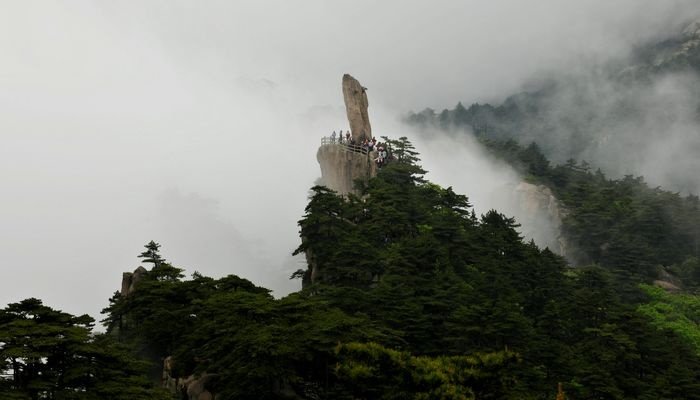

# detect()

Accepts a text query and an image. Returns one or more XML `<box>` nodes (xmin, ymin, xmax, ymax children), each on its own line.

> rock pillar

<box><xmin>317</xmin><ymin>74</ymin><xmax>377</xmax><ymax>196</ymax></box>
<box><xmin>342</xmin><ymin>74</ymin><xmax>372</xmax><ymax>143</ymax></box>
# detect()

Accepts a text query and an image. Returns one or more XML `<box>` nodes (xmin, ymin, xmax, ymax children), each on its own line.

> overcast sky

<box><xmin>1</xmin><ymin>0</ymin><xmax>699</xmax><ymax>320</ymax></box>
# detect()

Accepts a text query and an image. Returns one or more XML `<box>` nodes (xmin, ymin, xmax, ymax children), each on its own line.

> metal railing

<box><xmin>321</xmin><ymin>136</ymin><xmax>370</xmax><ymax>155</ymax></box>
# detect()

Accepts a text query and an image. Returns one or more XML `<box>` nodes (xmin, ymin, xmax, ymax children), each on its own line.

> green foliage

<box><xmin>138</xmin><ymin>240</ymin><xmax>166</xmax><ymax>267</ymax></box>
<box><xmin>638</xmin><ymin>284</ymin><xmax>700</xmax><ymax>353</ymax></box>
<box><xmin>480</xmin><ymin>138</ymin><xmax>700</xmax><ymax>284</ymax></box>
<box><xmin>177</xmin><ymin>292</ymin><xmax>384</xmax><ymax>398</ymax></box>
<box><xmin>335</xmin><ymin>342</ymin><xmax>519</xmax><ymax>400</ymax></box>
<box><xmin>670</xmin><ymin>257</ymin><xmax>700</xmax><ymax>288</ymax></box>
<box><xmin>0</xmin><ymin>299</ymin><xmax>168</xmax><ymax>400</ymax></box>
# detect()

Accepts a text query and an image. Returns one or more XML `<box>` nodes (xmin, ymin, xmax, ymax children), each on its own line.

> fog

<box><xmin>1</xmin><ymin>0</ymin><xmax>699</xmax><ymax>319</ymax></box>
<box><xmin>548</xmin><ymin>70</ymin><xmax>700</xmax><ymax>194</ymax></box>
<box><xmin>459</xmin><ymin>68</ymin><xmax>700</xmax><ymax>194</ymax></box>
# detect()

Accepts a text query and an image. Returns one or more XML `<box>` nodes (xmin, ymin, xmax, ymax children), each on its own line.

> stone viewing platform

<box><xmin>320</xmin><ymin>136</ymin><xmax>370</xmax><ymax>154</ymax></box>
<box><xmin>317</xmin><ymin>135</ymin><xmax>376</xmax><ymax>196</ymax></box>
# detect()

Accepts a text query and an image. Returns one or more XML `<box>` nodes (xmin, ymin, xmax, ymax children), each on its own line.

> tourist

<box><xmin>375</xmin><ymin>146</ymin><xmax>385</xmax><ymax>167</ymax></box>
<box><xmin>331</xmin><ymin>131</ymin><xmax>336</xmax><ymax>143</ymax></box>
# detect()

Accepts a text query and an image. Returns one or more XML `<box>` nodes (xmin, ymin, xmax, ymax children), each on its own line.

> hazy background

<box><xmin>1</xmin><ymin>0</ymin><xmax>699</xmax><ymax>319</ymax></box>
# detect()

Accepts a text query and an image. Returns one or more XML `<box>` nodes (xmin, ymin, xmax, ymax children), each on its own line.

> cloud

<box><xmin>396</xmin><ymin>123</ymin><xmax>566</xmax><ymax>257</ymax></box>
<box><xmin>476</xmin><ymin>68</ymin><xmax>700</xmax><ymax>194</ymax></box>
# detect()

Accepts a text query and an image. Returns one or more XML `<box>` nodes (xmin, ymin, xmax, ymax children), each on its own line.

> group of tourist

<box><xmin>330</xmin><ymin>130</ymin><xmax>352</xmax><ymax>144</ymax></box>
<box><xmin>329</xmin><ymin>130</ymin><xmax>390</xmax><ymax>167</ymax></box>
<box><xmin>374</xmin><ymin>144</ymin><xmax>389</xmax><ymax>167</ymax></box>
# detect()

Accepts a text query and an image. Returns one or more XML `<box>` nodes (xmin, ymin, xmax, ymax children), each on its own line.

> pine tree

<box><xmin>138</xmin><ymin>240</ymin><xmax>166</xmax><ymax>267</ymax></box>
<box><xmin>0</xmin><ymin>299</ymin><xmax>168</xmax><ymax>399</ymax></box>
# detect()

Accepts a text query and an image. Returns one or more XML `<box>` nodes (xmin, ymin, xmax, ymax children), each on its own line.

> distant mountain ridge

<box><xmin>623</xmin><ymin>17</ymin><xmax>700</xmax><ymax>77</ymax></box>
<box><xmin>407</xmin><ymin>18</ymin><xmax>700</xmax><ymax>194</ymax></box>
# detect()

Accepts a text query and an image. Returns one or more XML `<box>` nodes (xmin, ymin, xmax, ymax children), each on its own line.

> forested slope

<box><xmin>481</xmin><ymin>139</ymin><xmax>700</xmax><ymax>286</ymax></box>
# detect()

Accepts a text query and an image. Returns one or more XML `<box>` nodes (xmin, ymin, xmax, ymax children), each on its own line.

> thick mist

<box><xmin>491</xmin><ymin>68</ymin><xmax>700</xmax><ymax>194</ymax></box>
<box><xmin>2</xmin><ymin>1</ymin><xmax>699</xmax><ymax>319</ymax></box>
<box><xmin>383</xmin><ymin>120</ymin><xmax>565</xmax><ymax>258</ymax></box>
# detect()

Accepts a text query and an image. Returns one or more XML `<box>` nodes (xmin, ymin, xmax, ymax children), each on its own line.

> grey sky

<box><xmin>1</xmin><ymin>1</ymin><xmax>698</xmax><ymax>319</ymax></box>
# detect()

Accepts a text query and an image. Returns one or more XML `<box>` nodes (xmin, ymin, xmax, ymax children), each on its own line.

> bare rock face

<box><xmin>182</xmin><ymin>373</ymin><xmax>216</xmax><ymax>400</ymax></box>
<box><xmin>162</xmin><ymin>356</ymin><xmax>178</xmax><ymax>392</ymax></box>
<box><xmin>513</xmin><ymin>182</ymin><xmax>569</xmax><ymax>257</ymax></box>
<box><xmin>653</xmin><ymin>267</ymin><xmax>684</xmax><ymax>292</ymax></box>
<box><xmin>120</xmin><ymin>266</ymin><xmax>147</xmax><ymax>296</ymax></box>
<box><xmin>317</xmin><ymin>145</ymin><xmax>377</xmax><ymax>196</ymax></box>
<box><xmin>653</xmin><ymin>279</ymin><xmax>682</xmax><ymax>292</ymax></box>
<box><xmin>342</xmin><ymin>74</ymin><xmax>372</xmax><ymax>142</ymax></box>
<box><xmin>163</xmin><ymin>358</ymin><xmax>217</xmax><ymax>400</ymax></box>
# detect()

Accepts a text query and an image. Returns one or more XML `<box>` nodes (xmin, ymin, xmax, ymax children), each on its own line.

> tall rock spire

<box><xmin>342</xmin><ymin>74</ymin><xmax>372</xmax><ymax>142</ymax></box>
<box><xmin>316</xmin><ymin>74</ymin><xmax>377</xmax><ymax>196</ymax></box>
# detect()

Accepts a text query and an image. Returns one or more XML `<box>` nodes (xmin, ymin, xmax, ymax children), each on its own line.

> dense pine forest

<box><xmin>481</xmin><ymin>139</ymin><xmax>700</xmax><ymax>285</ymax></box>
<box><xmin>3</xmin><ymin>137</ymin><xmax>700</xmax><ymax>399</ymax></box>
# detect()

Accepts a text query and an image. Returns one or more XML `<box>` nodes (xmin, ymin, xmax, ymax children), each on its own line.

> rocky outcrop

<box><xmin>653</xmin><ymin>279</ymin><xmax>682</xmax><ymax>292</ymax></box>
<box><xmin>342</xmin><ymin>74</ymin><xmax>372</xmax><ymax>143</ymax></box>
<box><xmin>619</xmin><ymin>18</ymin><xmax>700</xmax><ymax>79</ymax></box>
<box><xmin>120</xmin><ymin>266</ymin><xmax>147</xmax><ymax>296</ymax></box>
<box><xmin>653</xmin><ymin>267</ymin><xmax>683</xmax><ymax>292</ymax></box>
<box><xmin>162</xmin><ymin>356</ymin><xmax>178</xmax><ymax>392</ymax></box>
<box><xmin>163</xmin><ymin>356</ymin><xmax>217</xmax><ymax>400</ymax></box>
<box><xmin>513</xmin><ymin>182</ymin><xmax>570</xmax><ymax>257</ymax></box>
<box><xmin>317</xmin><ymin>145</ymin><xmax>377</xmax><ymax>195</ymax></box>
<box><xmin>181</xmin><ymin>373</ymin><xmax>216</xmax><ymax>400</ymax></box>
<box><xmin>317</xmin><ymin>74</ymin><xmax>378</xmax><ymax>196</ymax></box>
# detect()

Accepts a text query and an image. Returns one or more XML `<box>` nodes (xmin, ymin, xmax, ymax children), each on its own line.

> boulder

<box><xmin>342</xmin><ymin>74</ymin><xmax>372</xmax><ymax>143</ymax></box>
<box><xmin>182</xmin><ymin>373</ymin><xmax>216</xmax><ymax>400</ymax></box>
<box><xmin>163</xmin><ymin>356</ymin><xmax>218</xmax><ymax>400</ymax></box>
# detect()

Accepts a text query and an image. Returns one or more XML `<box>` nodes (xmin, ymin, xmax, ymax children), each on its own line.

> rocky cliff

<box><xmin>317</xmin><ymin>145</ymin><xmax>377</xmax><ymax>195</ymax></box>
<box><xmin>513</xmin><ymin>182</ymin><xmax>570</xmax><ymax>258</ymax></box>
